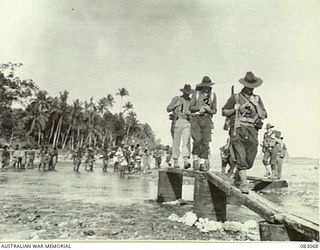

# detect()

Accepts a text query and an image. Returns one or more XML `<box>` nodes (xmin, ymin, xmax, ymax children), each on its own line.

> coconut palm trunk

<box><xmin>62</xmin><ymin>125</ymin><xmax>72</xmax><ymax>149</ymax></box>
<box><xmin>38</xmin><ymin>129</ymin><xmax>41</xmax><ymax>147</ymax></box>
<box><xmin>49</xmin><ymin>120</ymin><xmax>55</xmax><ymax>142</ymax></box>
<box><xmin>53</xmin><ymin>116</ymin><xmax>62</xmax><ymax>147</ymax></box>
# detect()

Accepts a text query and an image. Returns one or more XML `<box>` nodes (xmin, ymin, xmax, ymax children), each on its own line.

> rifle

<box><xmin>223</xmin><ymin>85</ymin><xmax>234</xmax><ymax>131</ymax></box>
<box><xmin>233</xmin><ymin>92</ymin><xmax>240</xmax><ymax>136</ymax></box>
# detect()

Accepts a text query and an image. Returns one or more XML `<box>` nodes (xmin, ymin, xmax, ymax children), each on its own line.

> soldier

<box><xmin>47</xmin><ymin>147</ymin><xmax>54</xmax><ymax>171</ymax></box>
<box><xmin>27</xmin><ymin>148</ymin><xmax>35</xmax><ymax>169</ymax></box>
<box><xmin>222</xmin><ymin>71</ymin><xmax>267</xmax><ymax>193</ymax></box>
<box><xmin>114</xmin><ymin>146</ymin><xmax>127</xmax><ymax>175</ymax></box>
<box><xmin>73</xmin><ymin>146</ymin><xmax>83</xmax><ymax>172</ymax></box>
<box><xmin>164</xmin><ymin>145</ymin><xmax>172</xmax><ymax>167</ymax></box>
<box><xmin>134</xmin><ymin>144</ymin><xmax>142</xmax><ymax>171</ymax></box>
<box><xmin>52</xmin><ymin>147</ymin><xmax>59</xmax><ymax>170</ymax></box>
<box><xmin>86</xmin><ymin>147</ymin><xmax>95</xmax><ymax>171</ymax></box>
<box><xmin>270</xmin><ymin>131</ymin><xmax>287</xmax><ymax>179</ymax></box>
<box><xmin>1</xmin><ymin>145</ymin><xmax>11</xmax><ymax>169</ymax></box>
<box><xmin>189</xmin><ymin>76</ymin><xmax>217</xmax><ymax>171</ymax></box>
<box><xmin>167</xmin><ymin>84</ymin><xmax>195</xmax><ymax>169</ymax></box>
<box><xmin>39</xmin><ymin>145</ymin><xmax>49</xmax><ymax>171</ymax></box>
<box><xmin>261</xmin><ymin>123</ymin><xmax>276</xmax><ymax>177</ymax></box>
<box><xmin>142</xmin><ymin>148</ymin><xmax>151</xmax><ymax>174</ymax></box>
<box><xmin>128</xmin><ymin>145</ymin><xmax>136</xmax><ymax>172</ymax></box>
<box><xmin>102</xmin><ymin>147</ymin><xmax>110</xmax><ymax>172</ymax></box>
<box><xmin>275</xmin><ymin>136</ymin><xmax>287</xmax><ymax>179</ymax></box>
<box><xmin>153</xmin><ymin>146</ymin><xmax>163</xmax><ymax>169</ymax></box>
<box><xmin>13</xmin><ymin>144</ymin><xmax>23</xmax><ymax>169</ymax></box>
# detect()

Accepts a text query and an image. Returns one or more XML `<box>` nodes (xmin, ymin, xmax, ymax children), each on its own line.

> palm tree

<box><xmin>68</xmin><ymin>99</ymin><xmax>84</xmax><ymax>148</ymax></box>
<box><xmin>116</xmin><ymin>88</ymin><xmax>129</xmax><ymax>113</ymax></box>
<box><xmin>83</xmin><ymin>97</ymin><xmax>101</xmax><ymax>147</ymax></box>
<box><xmin>30</xmin><ymin>90</ymin><xmax>51</xmax><ymax>113</ymax></box>
<box><xmin>62</xmin><ymin>99</ymin><xmax>83</xmax><ymax>149</ymax></box>
<box><xmin>52</xmin><ymin>90</ymin><xmax>70</xmax><ymax>148</ymax></box>
<box><xmin>24</xmin><ymin>92</ymin><xmax>50</xmax><ymax>146</ymax></box>
<box><xmin>97</xmin><ymin>94</ymin><xmax>115</xmax><ymax>114</ymax></box>
<box><xmin>122</xmin><ymin>101</ymin><xmax>133</xmax><ymax>114</ymax></box>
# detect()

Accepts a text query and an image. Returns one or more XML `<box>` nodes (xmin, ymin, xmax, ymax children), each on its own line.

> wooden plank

<box><xmin>205</xmin><ymin>172</ymin><xmax>319</xmax><ymax>240</ymax></box>
<box><xmin>158</xmin><ymin>169</ymin><xmax>319</xmax><ymax>241</ymax></box>
<box><xmin>161</xmin><ymin>167</ymin><xmax>206</xmax><ymax>178</ymax></box>
<box><xmin>248</xmin><ymin>176</ymin><xmax>274</xmax><ymax>183</ymax></box>
<box><xmin>206</xmin><ymin>172</ymin><xmax>232</xmax><ymax>195</ymax></box>
<box><xmin>275</xmin><ymin>213</ymin><xmax>319</xmax><ymax>241</ymax></box>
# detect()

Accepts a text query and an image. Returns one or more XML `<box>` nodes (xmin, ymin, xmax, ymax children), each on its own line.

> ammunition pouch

<box><xmin>169</xmin><ymin>113</ymin><xmax>175</xmax><ymax>121</ymax></box>
<box><xmin>254</xmin><ymin>118</ymin><xmax>263</xmax><ymax>130</ymax></box>
<box><xmin>223</xmin><ymin>117</ymin><xmax>231</xmax><ymax>131</ymax></box>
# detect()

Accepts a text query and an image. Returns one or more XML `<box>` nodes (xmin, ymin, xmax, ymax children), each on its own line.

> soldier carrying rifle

<box><xmin>167</xmin><ymin>84</ymin><xmax>195</xmax><ymax>169</ymax></box>
<box><xmin>222</xmin><ymin>72</ymin><xmax>267</xmax><ymax>193</ymax></box>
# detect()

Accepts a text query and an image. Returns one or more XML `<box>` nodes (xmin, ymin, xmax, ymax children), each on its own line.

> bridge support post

<box><xmin>259</xmin><ymin>221</ymin><xmax>312</xmax><ymax>241</ymax></box>
<box><xmin>193</xmin><ymin>176</ymin><xmax>227</xmax><ymax>222</ymax></box>
<box><xmin>157</xmin><ymin>170</ymin><xmax>183</xmax><ymax>203</ymax></box>
<box><xmin>259</xmin><ymin>221</ymin><xmax>290</xmax><ymax>241</ymax></box>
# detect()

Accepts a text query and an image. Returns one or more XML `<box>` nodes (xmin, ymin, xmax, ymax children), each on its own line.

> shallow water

<box><xmin>0</xmin><ymin>157</ymin><xmax>318</xmax><ymax>240</ymax></box>
<box><xmin>0</xmin><ymin>165</ymin><xmax>157</xmax><ymax>206</ymax></box>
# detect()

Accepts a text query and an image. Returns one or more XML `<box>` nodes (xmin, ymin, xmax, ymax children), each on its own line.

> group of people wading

<box><xmin>167</xmin><ymin>71</ymin><xmax>271</xmax><ymax>194</ymax></box>
<box><xmin>0</xmin><ymin>144</ymin><xmax>58</xmax><ymax>171</ymax></box>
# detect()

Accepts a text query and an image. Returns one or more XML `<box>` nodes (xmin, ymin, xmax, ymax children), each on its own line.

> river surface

<box><xmin>0</xmin><ymin>156</ymin><xmax>318</xmax><ymax>240</ymax></box>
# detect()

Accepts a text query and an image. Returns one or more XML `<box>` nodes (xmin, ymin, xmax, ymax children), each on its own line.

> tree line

<box><xmin>0</xmin><ymin>62</ymin><xmax>156</xmax><ymax>150</ymax></box>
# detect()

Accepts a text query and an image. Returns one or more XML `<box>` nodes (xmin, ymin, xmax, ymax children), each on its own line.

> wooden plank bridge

<box><xmin>157</xmin><ymin>168</ymin><xmax>319</xmax><ymax>241</ymax></box>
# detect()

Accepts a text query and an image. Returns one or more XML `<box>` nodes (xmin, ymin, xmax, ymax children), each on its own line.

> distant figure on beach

<box><xmin>134</xmin><ymin>144</ymin><xmax>142</xmax><ymax>171</ymax></box>
<box><xmin>1</xmin><ymin>145</ymin><xmax>11</xmax><ymax>169</ymax></box>
<box><xmin>39</xmin><ymin>145</ymin><xmax>49</xmax><ymax>171</ymax></box>
<box><xmin>189</xmin><ymin>76</ymin><xmax>217</xmax><ymax>171</ymax></box>
<box><xmin>262</xmin><ymin>123</ymin><xmax>276</xmax><ymax>177</ymax></box>
<box><xmin>114</xmin><ymin>146</ymin><xmax>127</xmax><ymax>175</ymax></box>
<box><xmin>222</xmin><ymin>72</ymin><xmax>267</xmax><ymax>194</ymax></box>
<box><xmin>73</xmin><ymin>146</ymin><xmax>83</xmax><ymax>172</ymax></box>
<box><xmin>86</xmin><ymin>147</ymin><xmax>95</xmax><ymax>171</ymax></box>
<box><xmin>153</xmin><ymin>146</ymin><xmax>163</xmax><ymax>169</ymax></box>
<box><xmin>128</xmin><ymin>145</ymin><xmax>136</xmax><ymax>172</ymax></box>
<box><xmin>27</xmin><ymin>148</ymin><xmax>35</xmax><ymax>169</ymax></box>
<box><xmin>13</xmin><ymin>144</ymin><xmax>23</xmax><ymax>169</ymax></box>
<box><xmin>142</xmin><ymin>148</ymin><xmax>151</xmax><ymax>174</ymax></box>
<box><xmin>52</xmin><ymin>147</ymin><xmax>59</xmax><ymax>170</ymax></box>
<box><xmin>102</xmin><ymin>147</ymin><xmax>110</xmax><ymax>172</ymax></box>
<box><xmin>164</xmin><ymin>145</ymin><xmax>172</xmax><ymax>167</ymax></box>
<box><xmin>271</xmin><ymin>132</ymin><xmax>287</xmax><ymax>179</ymax></box>
<box><xmin>167</xmin><ymin>84</ymin><xmax>195</xmax><ymax>169</ymax></box>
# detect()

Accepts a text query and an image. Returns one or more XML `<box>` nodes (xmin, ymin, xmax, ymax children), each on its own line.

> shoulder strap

<box><xmin>239</xmin><ymin>93</ymin><xmax>259</xmax><ymax>113</ymax></box>
<box><xmin>196</xmin><ymin>91</ymin><xmax>200</xmax><ymax>101</ymax></box>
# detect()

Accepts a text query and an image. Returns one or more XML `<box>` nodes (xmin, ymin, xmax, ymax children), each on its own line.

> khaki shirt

<box><xmin>189</xmin><ymin>91</ymin><xmax>217</xmax><ymax>116</ymax></box>
<box><xmin>263</xmin><ymin>131</ymin><xmax>276</xmax><ymax>147</ymax></box>
<box><xmin>167</xmin><ymin>96</ymin><xmax>191</xmax><ymax>119</ymax></box>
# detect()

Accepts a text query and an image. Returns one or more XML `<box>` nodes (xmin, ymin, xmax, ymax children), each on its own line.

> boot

<box><xmin>239</xmin><ymin>170</ymin><xmax>249</xmax><ymax>194</ymax></box>
<box><xmin>221</xmin><ymin>166</ymin><xmax>226</xmax><ymax>174</ymax></box>
<box><xmin>183</xmin><ymin>157</ymin><xmax>191</xmax><ymax>169</ymax></box>
<box><xmin>264</xmin><ymin>165</ymin><xmax>271</xmax><ymax>177</ymax></box>
<box><xmin>270</xmin><ymin>169</ymin><xmax>277</xmax><ymax>180</ymax></box>
<box><xmin>173</xmin><ymin>159</ymin><xmax>180</xmax><ymax>169</ymax></box>
<box><xmin>193</xmin><ymin>155</ymin><xmax>199</xmax><ymax>171</ymax></box>
<box><xmin>233</xmin><ymin>170</ymin><xmax>241</xmax><ymax>187</ymax></box>
<box><xmin>204</xmin><ymin>159</ymin><xmax>210</xmax><ymax>172</ymax></box>
<box><xmin>199</xmin><ymin>158</ymin><xmax>205</xmax><ymax>171</ymax></box>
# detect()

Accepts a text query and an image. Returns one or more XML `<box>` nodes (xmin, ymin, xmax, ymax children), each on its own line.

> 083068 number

<box><xmin>300</xmin><ymin>244</ymin><xmax>318</xmax><ymax>248</ymax></box>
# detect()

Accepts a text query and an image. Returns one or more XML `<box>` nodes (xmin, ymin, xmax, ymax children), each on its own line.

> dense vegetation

<box><xmin>0</xmin><ymin>62</ymin><xmax>156</xmax><ymax>149</ymax></box>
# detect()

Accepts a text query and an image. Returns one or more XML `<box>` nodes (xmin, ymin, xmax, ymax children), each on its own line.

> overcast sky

<box><xmin>0</xmin><ymin>0</ymin><xmax>319</xmax><ymax>157</ymax></box>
